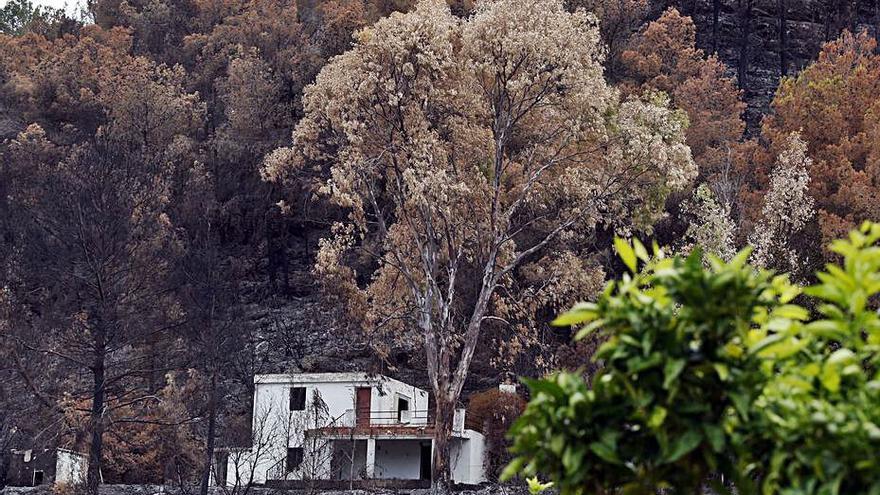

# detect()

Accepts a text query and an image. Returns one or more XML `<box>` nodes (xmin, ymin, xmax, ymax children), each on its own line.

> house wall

<box><xmin>451</xmin><ymin>431</ymin><xmax>487</xmax><ymax>485</ymax></box>
<box><xmin>374</xmin><ymin>440</ymin><xmax>422</xmax><ymax>480</ymax></box>
<box><xmin>54</xmin><ymin>450</ymin><xmax>87</xmax><ymax>485</ymax></box>
<box><xmin>330</xmin><ymin>440</ymin><xmax>367</xmax><ymax>480</ymax></box>
<box><xmin>224</xmin><ymin>373</ymin><xmax>431</xmax><ymax>486</ymax></box>
<box><xmin>251</xmin><ymin>374</ymin><xmax>430</xmax><ymax>446</ymax></box>
<box><xmin>5</xmin><ymin>450</ymin><xmax>56</xmax><ymax>487</ymax></box>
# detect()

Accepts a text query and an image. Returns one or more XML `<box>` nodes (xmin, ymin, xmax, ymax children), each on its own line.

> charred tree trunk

<box><xmin>850</xmin><ymin>0</ymin><xmax>860</xmax><ymax>33</ymax></box>
<box><xmin>87</xmin><ymin>323</ymin><xmax>106</xmax><ymax>495</ymax></box>
<box><xmin>712</xmin><ymin>0</ymin><xmax>721</xmax><ymax>53</ymax></box>
<box><xmin>199</xmin><ymin>368</ymin><xmax>219</xmax><ymax>495</ymax></box>
<box><xmin>779</xmin><ymin>0</ymin><xmax>788</xmax><ymax>76</ymax></box>
<box><xmin>738</xmin><ymin>0</ymin><xmax>753</xmax><ymax>89</ymax></box>
<box><xmin>875</xmin><ymin>0</ymin><xmax>880</xmax><ymax>39</ymax></box>
<box><xmin>431</xmin><ymin>392</ymin><xmax>455</xmax><ymax>495</ymax></box>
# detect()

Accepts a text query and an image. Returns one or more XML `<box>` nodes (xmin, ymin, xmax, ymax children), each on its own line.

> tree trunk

<box><xmin>779</xmin><ymin>0</ymin><xmax>788</xmax><ymax>76</ymax></box>
<box><xmin>738</xmin><ymin>0</ymin><xmax>753</xmax><ymax>89</ymax></box>
<box><xmin>87</xmin><ymin>332</ymin><xmax>106</xmax><ymax>495</ymax></box>
<box><xmin>875</xmin><ymin>0</ymin><xmax>879</xmax><ymax>40</ymax></box>
<box><xmin>199</xmin><ymin>369</ymin><xmax>219</xmax><ymax>495</ymax></box>
<box><xmin>850</xmin><ymin>0</ymin><xmax>860</xmax><ymax>33</ymax></box>
<box><xmin>712</xmin><ymin>0</ymin><xmax>721</xmax><ymax>53</ymax></box>
<box><xmin>431</xmin><ymin>393</ymin><xmax>455</xmax><ymax>495</ymax></box>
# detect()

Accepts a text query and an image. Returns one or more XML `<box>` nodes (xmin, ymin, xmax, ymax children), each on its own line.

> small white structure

<box><xmin>55</xmin><ymin>449</ymin><xmax>88</xmax><ymax>485</ymax></box>
<box><xmin>220</xmin><ymin>373</ymin><xmax>486</xmax><ymax>487</ymax></box>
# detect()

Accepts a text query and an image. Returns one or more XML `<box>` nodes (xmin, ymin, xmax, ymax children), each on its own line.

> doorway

<box><xmin>355</xmin><ymin>387</ymin><xmax>371</xmax><ymax>427</ymax></box>
<box><xmin>419</xmin><ymin>443</ymin><xmax>432</xmax><ymax>481</ymax></box>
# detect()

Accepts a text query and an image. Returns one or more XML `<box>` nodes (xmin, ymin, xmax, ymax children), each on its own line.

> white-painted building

<box><xmin>218</xmin><ymin>373</ymin><xmax>487</xmax><ymax>487</ymax></box>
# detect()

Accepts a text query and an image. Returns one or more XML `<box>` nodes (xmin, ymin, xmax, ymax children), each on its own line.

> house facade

<box><xmin>219</xmin><ymin>373</ymin><xmax>486</xmax><ymax>487</ymax></box>
<box><xmin>2</xmin><ymin>448</ymin><xmax>88</xmax><ymax>487</ymax></box>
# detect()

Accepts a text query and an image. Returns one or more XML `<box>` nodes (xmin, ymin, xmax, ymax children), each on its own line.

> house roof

<box><xmin>254</xmin><ymin>372</ymin><xmax>383</xmax><ymax>384</ymax></box>
<box><xmin>253</xmin><ymin>373</ymin><xmax>428</xmax><ymax>397</ymax></box>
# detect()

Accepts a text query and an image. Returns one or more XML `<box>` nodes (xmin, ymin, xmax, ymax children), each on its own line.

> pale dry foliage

<box><xmin>681</xmin><ymin>183</ymin><xmax>736</xmax><ymax>262</ymax></box>
<box><xmin>750</xmin><ymin>133</ymin><xmax>816</xmax><ymax>274</ymax></box>
<box><xmin>566</xmin><ymin>0</ymin><xmax>649</xmax><ymax>79</ymax></box>
<box><xmin>621</xmin><ymin>8</ymin><xmax>746</xmax><ymax>188</ymax></box>
<box><xmin>264</xmin><ymin>0</ymin><xmax>695</xmax><ymax>485</ymax></box>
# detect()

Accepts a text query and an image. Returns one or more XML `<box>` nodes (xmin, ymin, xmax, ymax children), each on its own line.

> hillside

<box><xmin>656</xmin><ymin>0</ymin><xmax>880</xmax><ymax>129</ymax></box>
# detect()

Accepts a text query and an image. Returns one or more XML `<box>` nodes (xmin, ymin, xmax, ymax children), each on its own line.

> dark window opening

<box><xmin>286</xmin><ymin>447</ymin><xmax>304</xmax><ymax>472</ymax></box>
<box><xmin>397</xmin><ymin>397</ymin><xmax>410</xmax><ymax>422</ymax></box>
<box><xmin>33</xmin><ymin>471</ymin><xmax>44</xmax><ymax>486</ymax></box>
<box><xmin>290</xmin><ymin>387</ymin><xmax>306</xmax><ymax>411</ymax></box>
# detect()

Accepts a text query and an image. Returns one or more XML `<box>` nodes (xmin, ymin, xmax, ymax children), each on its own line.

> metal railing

<box><xmin>347</xmin><ymin>408</ymin><xmax>431</xmax><ymax>426</ymax></box>
<box><xmin>267</xmin><ymin>456</ymin><xmax>286</xmax><ymax>481</ymax></box>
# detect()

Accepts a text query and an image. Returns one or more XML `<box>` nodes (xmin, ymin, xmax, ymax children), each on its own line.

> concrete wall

<box><xmin>224</xmin><ymin>373</ymin><xmax>432</xmax><ymax>486</ymax></box>
<box><xmin>373</xmin><ymin>441</ymin><xmax>423</xmax><ymax>480</ymax></box>
<box><xmin>54</xmin><ymin>450</ymin><xmax>87</xmax><ymax>486</ymax></box>
<box><xmin>330</xmin><ymin>440</ymin><xmax>367</xmax><ymax>480</ymax></box>
<box><xmin>4</xmin><ymin>450</ymin><xmax>56</xmax><ymax>487</ymax></box>
<box><xmin>450</xmin><ymin>432</ymin><xmax>487</xmax><ymax>485</ymax></box>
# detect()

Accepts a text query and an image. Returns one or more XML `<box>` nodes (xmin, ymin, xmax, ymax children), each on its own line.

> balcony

<box><xmin>307</xmin><ymin>407</ymin><xmax>478</xmax><ymax>439</ymax></box>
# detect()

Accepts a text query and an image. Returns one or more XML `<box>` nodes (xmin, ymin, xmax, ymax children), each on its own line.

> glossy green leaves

<box><xmin>505</xmin><ymin>222</ymin><xmax>880</xmax><ymax>495</ymax></box>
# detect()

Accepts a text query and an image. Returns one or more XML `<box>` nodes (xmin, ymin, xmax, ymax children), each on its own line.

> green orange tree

<box><xmin>506</xmin><ymin>223</ymin><xmax>880</xmax><ymax>494</ymax></box>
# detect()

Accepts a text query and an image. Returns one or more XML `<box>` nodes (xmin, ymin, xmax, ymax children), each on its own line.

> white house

<box><xmin>219</xmin><ymin>372</ymin><xmax>487</xmax><ymax>487</ymax></box>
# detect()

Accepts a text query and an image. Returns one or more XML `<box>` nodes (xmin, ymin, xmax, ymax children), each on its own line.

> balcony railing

<box><xmin>307</xmin><ymin>407</ymin><xmax>478</xmax><ymax>436</ymax></box>
<box><xmin>343</xmin><ymin>408</ymin><xmax>431</xmax><ymax>427</ymax></box>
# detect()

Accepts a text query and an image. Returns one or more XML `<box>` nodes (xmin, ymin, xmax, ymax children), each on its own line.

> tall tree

<box><xmin>1</xmin><ymin>26</ymin><xmax>204</xmax><ymax>495</ymax></box>
<box><xmin>173</xmin><ymin>162</ymin><xmax>248</xmax><ymax>495</ymax></box>
<box><xmin>566</xmin><ymin>0</ymin><xmax>649</xmax><ymax>80</ymax></box>
<box><xmin>263</xmin><ymin>0</ymin><xmax>695</xmax><ymax>489</ymax></box>
<box><xmin>749</xmin><ymin>133</ymin><xmax>816</xmax><ymax>278</ymax></box>
<box><xmin>761</xmin><ymin>31</ymin><xmax>880</xmax><ymax>247</ymax></box>
<box><xmin>621</xmin><ymin>8</ymin><xmax>747</xmax><ymax>189</ymax></box>
<box><xmin>5</xmin><ymin>132</ymin><xmax>181</xmax><ymax>495</ymax></box>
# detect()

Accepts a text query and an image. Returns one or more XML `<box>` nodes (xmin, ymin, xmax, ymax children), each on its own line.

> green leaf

<box><xmin>713</xmin><ymin>363</ymin><xmax>730</xmax><ymax>381</ymax></box>
<box><xmin>729</xmin><ymin>391</ymin><xmax>750</xmax><ymax>420</ymax></box>
<box><xmin>703</xmin><ymin>424</ymin><xmax>725</xmax><ymax>453</ymax></box>
<box><xmin>527</xmin><ymin>477</ymin><xmax>554</xmax><ymax>494</ymax></box>
<box><xmin>615</xmin><ymin>237</ymin><xmax>638</xmax><ymax>273</ymax></box>
<box><xmin>589</xmin><ymin>441</ymin><xmax>622</xmax><ymax>465</ymax></box>
<box><xmin>821</xmin><ymin>362</ymin><xmax>841</xmax><ymax>393</ymax></box>
<box><xmin>729</xmin><ymin>247</ymin><xmax>752</xmax><ymax>269</ymax></box>
<box><xmin>663</xmin><ymin>429</ymin><xmax>702</xmax><ymax>463</ymax></box>
<box><xmin>574</xmin><ymin>318</ymin><xmax>606</xmax><ymax>341</ymax></box>
<box><xmin>805</xmin><ymin>320</ymin><xmax>848</xmax><ymax>340</ymax></box>
<box><xmin>633</xmin><ymin>238</ymin><xmax>650</xmax><ymax>262</ymax></box>
<box><xmin>522</xmin><ymin>376</ymin><xmax>565</xmax><ymax>400</ymax></box>
<box><xmin>648</xmin><ymin>406</ymin><xmax>668</xmax><ymax>429</ymax></box>
<box><xmin>552</xmin><ymin>302</ymin><xmax>599</xmax><ymax>327</ymax></box>
<box><xmin>499</xmin><ymin>457</ymin><xmax>525</xmax><ymax>482</ymax></box>
<box><xmin>663</xmin><ymin>359</ymin><xmax>686</xmax><ymax>389</ymax></box>
<box><xmin>772</xmin><ymin>304</ymin><xmax>810</xmax><ymax>321</ymax></box>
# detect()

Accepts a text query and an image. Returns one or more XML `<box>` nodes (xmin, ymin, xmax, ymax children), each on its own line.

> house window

<box><xmin>397</xmin><ymin>397</ymin><xmax>410</xmax><ymax>422</ymax></box>
<box><xmin>286</xmin><ymin>447</ymin><xmax>303</xmax><ymax>472</ymax></box>
<box><xmin>289</xmin><ymin>387</ymin><xmax>306</xmax><ymax>411</ymax></box>
<box><xmin>33</xmin><ymin>470</ymin><xmax>44</xmax><ymax>486</ymax></box>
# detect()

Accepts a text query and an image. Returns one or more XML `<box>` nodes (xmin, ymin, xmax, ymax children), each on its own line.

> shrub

<box><xmin>468</xmin><ymin>388</ymin><xmax>527</xmax><ymax>481</ymax></box>
<box><xmin>504</xmin><ymin>223</ymin><xmax>880</xmax><ymax>495</ymax></box>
